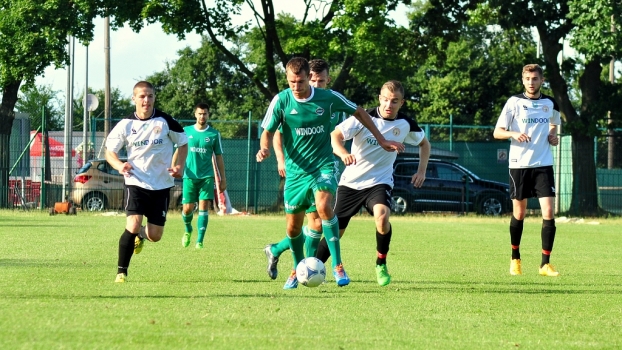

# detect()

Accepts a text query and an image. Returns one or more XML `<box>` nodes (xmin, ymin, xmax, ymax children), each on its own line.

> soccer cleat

<box><xmin>182</xmin><ymin>232</ymin><xmax>191</xmax><ymax>247</ymax></box>
<box><xmin>510</xmin><ymin>259</ymin><xmax>522</xmax><ymax>276</ymax></box>
<box><xmin>134</xmin><ymin>236</ymin><xmax>145</xmax><ymax>254</ymax></box>
<box><xmin>264</xmin><ymin>244</ymin><xmax>279</xmax><ymax>280</ymax></box>
<box><xmin>115</xmin><ymin>273</ymin><xmax>126</xmax><ymax>283</ymax></box>
<box><xmin>333</xmin><ymin>263</ymin><xmax>350</xmax><ymax>287</ymax></box>
<box><xmin>283</xmin><ymin>270</ymin><xmax>298</xmax><ymax>289</ymax></box>
<box><xmin>195</xmin><ymin>242</ymin><xmax>203</xmax><ymax>249</ymax></box>
<box><xmin>539</xmin><ymin>263</ymin><xmax>560</xmax><ymax>277</ymax></box>
<box><xmin>375</xmin><ymin>264</ymin><xmax>391</xmax><ymax>286</ymax></box>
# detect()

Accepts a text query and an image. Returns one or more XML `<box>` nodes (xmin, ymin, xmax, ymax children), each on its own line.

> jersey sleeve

<box><xmin>495</xmin><ymin>97</ymin><xmax>516</xmax><ymax>130</ymax></box>
<box><xmin>404</xmin><ymin>130</ymin><xmax>425</xmax><ymax>146</ymax></box>
<box><xmin>163</xmin><ymin>115</ymin><xmax>188</xmax><ymax>147</ymax></box>
<box><xmin>549</xmin><ymin>98</ymin><xmax>562</xmax><ymax>125</ymax></box>
<box><xmin>337</xmin><ymin>116</ymin><xmax>364</xmax><ymax>141</ymax></box>
<box><xmin>105</xmin><ymin>121</ymin><xmax>127</xmax><ymax>153</ymax></box>
<box><xmin>214</xmin><ymin>131</ymin><xmax>224</xmax><ymax>155</ymax></box>
<box><xmin>329</xmin><ymin>90</ymin><xmax>358</xmax><ymax>115</ymax></box>
<box><xmin>261</xmin><ymin>95</ymin><xmax>283</xmax><ymax>133</ymax></box>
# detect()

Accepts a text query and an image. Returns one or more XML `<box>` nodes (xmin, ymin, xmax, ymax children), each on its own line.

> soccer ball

<box><xmin>296</xmin><ymin>257</ymin><xmax>326</xmax><ymax>287</ymax></box>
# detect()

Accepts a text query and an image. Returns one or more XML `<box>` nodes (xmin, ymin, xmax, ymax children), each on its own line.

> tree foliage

<box><xmin>15</xmin><ymin>84</ymin><xmax>64</xmax><ymax>131</ymax></box>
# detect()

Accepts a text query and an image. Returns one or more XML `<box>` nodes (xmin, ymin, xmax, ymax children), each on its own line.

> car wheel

<box><xmin>478</xmin><ymin>195</ymin><xmax>504</xmax><ymax>216</ymax></box>
<box><xmin>391</xmin><ymin>195</ymin><xmax>408</xmax><ymax>214</ymax></box>
<box><xmin>83</xmin><ymin>193</ymin><xmax>106</xmax><ymax>211</ymax></box>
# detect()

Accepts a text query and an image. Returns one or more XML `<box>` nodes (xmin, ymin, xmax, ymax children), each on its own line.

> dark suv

<box><xmin>391</xmin><ymin>158</ymin><xmax>511</xmax><ymax>215</ymax></box>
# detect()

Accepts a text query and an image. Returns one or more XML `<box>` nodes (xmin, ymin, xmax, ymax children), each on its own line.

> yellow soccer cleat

<box><xmin>115</xmin><ymin>273</ymin><xmax>126</xmax><ymax>283</ymax></box>
<box><xmin>539</xmin><ymin>263</ymin><xmax>560</xmax><ymax>277</ymax></box>
<box><xmin>134</xmin><ymin>236</ymin><xmax>145</xmax><ymax>254</ymax></box>
<box><xmin>510</xmin><ymin>259</ymin><xmax>522</xmax><ymax>276</ymax></box>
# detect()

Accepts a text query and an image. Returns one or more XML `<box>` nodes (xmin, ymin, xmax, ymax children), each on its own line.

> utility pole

<box><xmin>608</xmin><ymin>14</ymin><xmax>615</xmax><ymax>169</ymax></box>
<box><xmin>104</xmin><ymin>16</ymin><xmax>111</xmax><ymax>138</ymax></box>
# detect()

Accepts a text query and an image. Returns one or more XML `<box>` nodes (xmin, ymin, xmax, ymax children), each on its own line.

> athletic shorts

<box><xmin>182</xmin><ymin>177</ymin><xmax>215</xmax><ymax>204</ymax></box>
<box><xmin>283</xmin><ymin>166</ymin><xmax>337</xmax><ymax>214</ymax></box>
<box><xmin>509</xmin><ymin>166</ymin><xmax>556</xmax><ymax>200</ymax></box>
<box><xmin>334</xmin><ymin>184</ymin><xmax>393</xmax><ymax>230</ymax></box>
<box><xmin>124</xmin><ymin>185</ymin><xmax>171</xmax><ymax>226</ymax></box>
<box><xmin>304</xmin><ymin>161</ymin><xmax>341</xmax><ymax>214</ymax></box>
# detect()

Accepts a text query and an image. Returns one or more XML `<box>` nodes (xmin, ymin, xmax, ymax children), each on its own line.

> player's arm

<box><xmin>273</xmin><ymin>130</ymin><xmax>286</xmax><ymax>177</ymax></box>
<box><xmin>331</xmin><ymin>128</ymin><xmax>356</xmax><ymax>166</ymax></box>
<box><xmin>412</xmin><ymin>137</ymin><xmax>431</xmax><ymax>188</ymax></box>
<box><xmin>256</xmin><ymin>129</ymin><xmax>274</xmax><ymax>162</ymax></box>
<box><xmin>547</xmin><ymin>124</ymin><xmax>559</xmax><ymax>146</ymax></box>
<box><xmin>493</xmin><ymin>127</ymin><xmax>531</xmax><ymax>143</ymax></box>
<box><xmin>171</xmin><ymin>148</ymin><xmax>179</xmax><ymax>168</ymax></box>
<box><xmin>352</xmin><ymin>106</ymin><xmax>404</xmax><ymax>153</ymax></box>
<box><xmin>215</xmin><ymin>154</ymin><xmax>227</xmax><ymax>192</ymax></box>
<box><xmin>105</xmin><ymin>149</ymin><xmax>133</xmax><ymax>178</ymax></box>
<box><xmin>168</xmin><ymin>144</ymin><xmax>187</xmax><ymax>178</ymax></box>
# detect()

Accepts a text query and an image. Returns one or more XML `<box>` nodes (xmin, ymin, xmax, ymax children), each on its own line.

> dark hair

<box><xmin>381</xmin><ymin>80</ymin><xmax>405</xmax><ymax>98</ymax></box>
<box><xmin>522</xmin><ymin>64</ymin><xmax>543</xmax><ymax>78</ymax></box>
<box><xmin>286</xmin><ymin>57</ymin><xmax>310</xmax><ymax>76</ymax></box>
<box><xmin>309</xmin><ymin>59</ymin><xmax>330</xmax><ymax>75</ymax></box>
<box><xmin>133</xmin><ymin>81</ymin><xmax>154</xmax><ymax>93</ymax></box>
<box><xmin>194</xmin><ymin>102</ymin><xmax>210</xmax><ymax>112</ymax></box>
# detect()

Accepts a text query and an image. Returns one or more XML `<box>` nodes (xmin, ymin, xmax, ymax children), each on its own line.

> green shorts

<box><xmin>182</xmin><ymin>177</ymin><xmax>215</xmax><ymax>204</ymax></box>
<box><xmin>304</xmin><ymin>162</ymin><xmax>341</xmax><ymax>214</ymax></box>
<box><xmin>284</xmin><ymin>167</ymin><xmax>337</xmax><ymax>214</ymax></box>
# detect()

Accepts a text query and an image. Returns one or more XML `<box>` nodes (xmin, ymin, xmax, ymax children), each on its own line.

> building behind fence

<box><xmin>5</xmin><ymin>116</ymin><xmax>622</xmax><ymax>215</ymax></box>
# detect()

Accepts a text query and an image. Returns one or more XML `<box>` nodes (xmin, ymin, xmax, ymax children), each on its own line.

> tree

<box><xmin>416</xmin><ymin>0</ymin><xmax>622</xmax><ymax>215</ymax></box>
<box><xmin>15</xmin><ymin>84</ymin><xmax>65</xmax><ymax>131</ymax></box>
<box><xmin>73</xmin><ymin>87</ymin><xmax>133</xmax><ymax>132</ymax></box>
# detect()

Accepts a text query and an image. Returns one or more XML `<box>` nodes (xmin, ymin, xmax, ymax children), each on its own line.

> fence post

<box><xmin>246</xmin><ymin>111</ymin><xmax>251</xmax><ymax>213</ymax></box>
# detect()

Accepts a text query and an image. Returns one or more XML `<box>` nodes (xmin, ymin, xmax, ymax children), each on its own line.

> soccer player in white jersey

<box><xmin>318</xmin><ymin>80</ymin><xmax>431</xmax><ymax>286</ymax></box>
<box><xmin>263</xmin><ymin>59</ymin><xmax>347</xmax><ymax>280</ymax></box>
<box><xmin>493</xmin><ymin>64</ymin><xmax>562</xmax><ymax>277</ymax></box>
<box><xmin>256</xmin><ymin>57</ymin><xmax>404</xmax><ymax>289</ymax></box>
<box><xmin>106</xmin><ymin>81</ymin><xmax>188</xmax><ymax>283</ymax></box>
<box><xmin>173</xmin><ymin>102</ymin><xmax>226</xmax><ymax>249</ymax></box>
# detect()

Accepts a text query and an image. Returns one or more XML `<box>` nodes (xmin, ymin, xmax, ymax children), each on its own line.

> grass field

<box><xmin>1</xmin><ymin>210</ymin><xmax>621</xmax><ymax>349</ymax></box>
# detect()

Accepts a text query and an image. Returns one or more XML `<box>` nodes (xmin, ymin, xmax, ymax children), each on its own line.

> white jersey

<box><xmin>495</xmin><ymin>93</ymin><xmax>561</xmax><ymax>169</ymax></box>
<box><xmin>106</xmin><ymin>109</ymin><xmax>188</xmax><ymax>190</ymax></box>
<box><xmin>337</xmin><ymin>108</ymin><xmax>426</xmax><ymax>190</ymax></box>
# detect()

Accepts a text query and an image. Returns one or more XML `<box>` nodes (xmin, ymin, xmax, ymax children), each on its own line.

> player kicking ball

<box><xmin>317</xmin><ymin>80</ymin><xmax>431</xmax><ymax>286</ymax></box>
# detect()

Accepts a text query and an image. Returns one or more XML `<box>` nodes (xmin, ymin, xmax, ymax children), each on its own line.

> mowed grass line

<box><xmin>0</xmin><ymin>211</ymin><xmax>620</xmax><ymax>349</ymax></box>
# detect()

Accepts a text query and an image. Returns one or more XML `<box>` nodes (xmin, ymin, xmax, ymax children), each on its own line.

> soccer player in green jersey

<box><xmin>256</xmin><ymin>57</ymin><xmax>404</xmax><ymax>289</ymax></box>
<box><xmin>173</xmin><ymin>102</ymin><xmax>227</xmax><ymax>249</ymax></box>
<box><xmin>263</xmin><ymin>59</ymin><xmax>346</xmax><ymax>280</ymax></box>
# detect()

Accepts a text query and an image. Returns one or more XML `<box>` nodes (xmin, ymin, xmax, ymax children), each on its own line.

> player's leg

<box><xmin>283</xmin><ymin>211</ymin><xmax>306</xmax><ymax>289</ymax></box>
<box><xmin>116</xmin><ymin>213</ymin><xmax>143</xmax><ymax>282</ymax></box>
<box><xmin>536</xmin><ymin>166</ymin><xmax>559</xmax><ymax>276</ymax></box>
<box><xmin>315</xmin><ymin>188</ymin><xmax>350</xmax><ymax>287</ymax></box>
<box><xmin>280</xmin><ymin>175</ymin><xmax>311</xmax><ymax>289</ymax></box>
<box><xmin>369</xmin><ymin>185</ymin><xmax>393</xmax><ymax>286</ymax></box>
<box><xmin>508</xmin><ymin>169</ymin><xmax>528</xmax><ymax>275</ymax></box>
<box><xmin>304</xmin><ymin>211</ymin><xmax>323</xmax><ymax>257</ymax></box>
<box><xmin>181</xmin><ymin>178</ymin><xmax>198</xmax><ymax>247</ymax></box>
<box><xmin>195</xmin><ymin>178</ymin><xmax>215</xmax><ymax>249</ymax></box>
<box><xmin>316</xmin><ymin>185</ymin><xmax>360</xmax><ymax>264</ymax></box>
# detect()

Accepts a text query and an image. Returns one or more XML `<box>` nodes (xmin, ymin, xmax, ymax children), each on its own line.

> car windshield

<box><xmin>75</xmin><ymin>162</ymin><xmax>92</xmax><ymax>174</ymax></box>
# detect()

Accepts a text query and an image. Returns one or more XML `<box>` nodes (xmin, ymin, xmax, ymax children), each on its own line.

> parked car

<box><xmin>391</xmin><ymin>158</ymin><xmax>511</xmax><ymax>215</ymax></box>
<box><xmin>71</xmin><ymin>158</ymin><xmax>183</xmax><ymax>211</ymax></box>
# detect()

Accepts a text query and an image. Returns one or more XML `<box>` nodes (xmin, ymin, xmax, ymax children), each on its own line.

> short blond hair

<box><xmin>522</xmin><ymin>64</ymin><xmax>543</xmax><ymax>78</ymax></box>
<box><xmin>381</xmin><ymin>80</ymin><xmax>405</xmax><ymax>98</ymax></box>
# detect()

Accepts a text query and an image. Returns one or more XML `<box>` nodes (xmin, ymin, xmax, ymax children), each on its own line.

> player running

<box><xmin>256</xmin><ymin>57</ymin><xmax>404</xmax><ymax>289</ymax></box>
<box><xmin>316</xmin><ymin>80</ymin><xmax>431</xmax><ymax>286</ymax></box>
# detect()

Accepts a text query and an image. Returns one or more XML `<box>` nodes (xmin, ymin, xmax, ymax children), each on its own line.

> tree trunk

<box><xmin>569</xmin><ymin>133</ymin><xmax>600</xmax><ymax>215</ymax></box>
<box><xmin>0</xmin><ymin>80</ymin><xmax>22</xmax><ymax>207</ymax></box>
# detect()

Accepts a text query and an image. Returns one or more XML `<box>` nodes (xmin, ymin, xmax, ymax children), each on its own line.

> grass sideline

<box><xmin>0</xmin><ymin>210</ymin><xmax>621</xmax><ymax>349</ymax></box>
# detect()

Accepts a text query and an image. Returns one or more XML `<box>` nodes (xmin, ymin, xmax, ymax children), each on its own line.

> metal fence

<box><xmin>5</xmin><ymin>116</ymin><xmax>622</xmax><ymax>215</ymax></box>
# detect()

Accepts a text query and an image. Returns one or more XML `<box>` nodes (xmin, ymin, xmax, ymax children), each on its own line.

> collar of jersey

<box><xmin>134</xmin><ymin>108</ymin><xmax>156</xmax><ymax>120</ymax></box>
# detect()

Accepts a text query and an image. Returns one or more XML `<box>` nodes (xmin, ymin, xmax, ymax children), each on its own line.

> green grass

<box><xmin>1</xmin><ymin>211</ymin><xmax>621</xmax><ymax>349</ymax></box>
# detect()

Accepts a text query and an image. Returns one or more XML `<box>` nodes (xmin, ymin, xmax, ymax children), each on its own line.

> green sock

<box><xmin>182</xmin><ymin>211</ymin><xmax>193</xmax><ymax>233</ymax></box>
<box><xmin>322</xmin><ymin>216</ymin><xmax>341</xmax><ymax>269</ymax></box>
<box><xmin>288</xmin><ymin>231</ymin><xmax>305</xmax><ymax>269</ymax></box>
<box><xmin>196</xmin><ymin>210</ymin><xmax>208</xmax><ymax>243</ymax></box>
<box><xmin>272</xmin><ymin>236</ymin><xmax>291</xmax><ymax>257</ymax></box>
<box><xmin>303</xmin><ymin>226</ymin><xmax>322</xmax><ymax>258</ymax></box>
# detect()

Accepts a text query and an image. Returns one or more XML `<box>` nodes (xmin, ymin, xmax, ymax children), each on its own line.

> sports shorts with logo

<box><xmin>304</xmin><ymin>160</ymin><xmax>341</xmax><ymax>214</ymax></box>
<box><xmin>334</xmin><ymin>184</ymin><xmax>393</xmax><ymax>229</ymax></box>
<box><xmin>283</xmin><ymin>166</ymin><xmax>337</xmax><ymax>214</ymax></box>
<box><xmin>509</xmin><ymin>166</ymin><xmax>555</xmax><ymax>200</ymax></box>
<box><xmin>182</xmin><ymin>177</ymin><xmax>215</xmax><ymax>203</ymax></box>
<box><xmin>125</xmin><ymin>185</ymin><xmax>171</xmax><ymax>226</ymax></box>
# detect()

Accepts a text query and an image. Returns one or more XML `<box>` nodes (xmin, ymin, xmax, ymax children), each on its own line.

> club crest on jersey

<box><xmin>204</xmin><ymin>137</ymin><xmax>211</xmax><ymax>143</ymax></box>
<box><xmin>532</xmin><ymin>102</ymin><xmax>539</xmax><ymax>108</ymax></box>
<box><xmin>392</xmin><ymin>128</ymin><xmax>400</xmax><ymax>136</ymax></box>
<box><xmin>543</xmin><ymin>106</ymin><xmax>549</xmax><ymax>113</ymax></box>
<box><xmin>315</xmin><ymin>107</ymin><xmax>324</xmax><ymax>115</ymax></box>
<box><xmin>153</xmin><ymin>126</ymin><xmax>162</xmax><ymax>134</ymax></box>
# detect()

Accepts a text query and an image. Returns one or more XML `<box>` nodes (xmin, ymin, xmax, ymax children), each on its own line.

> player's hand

<box><xmin>513</xmin><ymin>132</ymin><xmax>531</xmax><ymax>143</ymax></box>
<box><xmin>277</xmin><ymin>160</ymin><xmax>286</xmax><ymax>177</ymax></box>
<box><xmin>256</xmin><ymin>148</ymin><xmax>270</xmax><ymax>162</ymax></box>
<box><xmin>167</xmin><ymin>165</ymin><xmax>183</xmax><ymax>179</ymax></box>
<box><xmin>219</xmin><ymin>178</ymin><xmax>227</xmax><ymax>192</ymax></box>
<box><xmin>548</xmin><ymin>134</ymin><xmax>559</xmax><ymax>146</ymax></box>
<box><xmin>121</xmin><ymin>162</ymin><xmax>133</xmax><ymax>178</ymax></box>
<box><xmin>341</xmin><ymin>153</ymin><xmax>356</xmax><ymax>166</ymax></box>
<box><xmin>411</xmin><ymin>172</ymin><xmax>426</xmax><ymax>188</ymax></box>
<box><xmin>379</xmin><ymin>139</ymin><xmax>405</xmax><ymax>153</ymax></box>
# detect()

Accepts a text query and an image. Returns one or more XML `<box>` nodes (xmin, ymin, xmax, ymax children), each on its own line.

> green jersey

<box><xmin>262</xmin><ymin>87</ymin><xmax>357</xmax><ymax>175</ymax></box>
<box><xmin>183</xmin><ymin>125</ymin><xmax>223</xmax><ymax>179</ymax></box>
